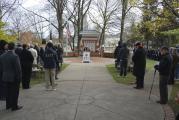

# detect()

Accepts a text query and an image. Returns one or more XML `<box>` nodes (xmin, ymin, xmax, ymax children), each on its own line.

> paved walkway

<box><xmin>0</xmin><ymin>58</ymin><xmax>165</xmax><ymax>120</ymax></box>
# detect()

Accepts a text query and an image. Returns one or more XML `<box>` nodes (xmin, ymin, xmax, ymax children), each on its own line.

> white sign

<box><xmin>83</xmin><ymin>52</ymin><xmax>90</xmax><ymax>63</ymax></box>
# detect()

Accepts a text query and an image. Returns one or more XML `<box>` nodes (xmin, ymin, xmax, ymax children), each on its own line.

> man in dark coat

<box><xmin>0</xmin><ymin>40</ymin><xmax>8</xmax><ymax>100</ymax></box>
<box><xmin>119</xmin><ymin>43</ymin><xmax>129</xmax><ymax>77</ymax></box>
<box><xmin>114</xmin><ymin>42</ymin><xmax>122</xmax><ymax>68</ymax></box>
<box><xmin>0</xmin><ymin>42</ymin><xmax>22</xmax><ymax>111</ymax></box>
<box><xmin>132</xmin><ymin>42</ymin><xmax>146</xmax><ymax>89</ymax></box>
<box><xmin>20</xmin><ymin>44</ymin><xmax>34</xmax><ymax>89</ymax></box>
<box><xmin>155</xmin><ymin>46</ymin><xmax>172</xmax><ymax>104</ymax></box>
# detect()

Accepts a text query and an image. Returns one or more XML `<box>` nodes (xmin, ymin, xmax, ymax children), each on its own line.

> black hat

<box><xmin>135</xmin><ymin>42</ymin><xmax>141</xmax><ymax>46</ymax></box>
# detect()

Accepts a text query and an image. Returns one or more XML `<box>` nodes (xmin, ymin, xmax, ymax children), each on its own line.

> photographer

<box><xmin>154</xmin><ymin>46</ymin><xmax>172</xmax><ymax>104</ymax></box>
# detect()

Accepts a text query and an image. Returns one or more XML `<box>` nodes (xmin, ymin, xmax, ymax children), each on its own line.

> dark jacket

<box><xmin>119</xmin><ymin>46</ymin><xmax>129</xmax><ymax>61</ymax></box>
<box><xmin>0</xmin><ymin>51</ymin><xmax>22</xmax><ymax>82</ymax></box>
<box><xmin>132</xmin><ymin>47</ymin><xmax>146</xmax><ymax>77</ymax></box>
<box><xmin>114</xmin><ymin>45</ymin><xmax>121</xmax><ymax>59</ymax></box>
<box><xmin>159</xmin><ymin>53</ymin><xmax>172</xmax><ymax>76</ymax></box>
<box><xmin>43</xmin><ymin>47</ymin><xmax>58</xmax><ymax>69</ymax></box>
<box><xmin>20</xmin><ymin>48</ymin><xmax>34</xmax><ymax>68</ymax></box>
<box><xmin>15</xmin><ymin>47</ymin><xmax>23</xmax><ymax>57</ymax></box>
<box><xmin>57</xmin><ymin>47</ymin><xmax>63</xmax><ymax>63</ymax></box>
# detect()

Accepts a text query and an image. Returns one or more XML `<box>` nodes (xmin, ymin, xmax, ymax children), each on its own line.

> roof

<box><xmin>80</xmin><ymin>30</ymin><xmax>100</xmax><ymax>37</ymax></box>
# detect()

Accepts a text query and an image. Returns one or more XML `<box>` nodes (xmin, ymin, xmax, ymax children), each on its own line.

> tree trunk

<box><xmin>120</xmin><ymin>17</ymin><xmax>125</xmax><ymax>43</ymax></box>
<box><xmin>119</xmin><ymin>0</ymin><xmax>128</xmax><ymax>43</ymax></box>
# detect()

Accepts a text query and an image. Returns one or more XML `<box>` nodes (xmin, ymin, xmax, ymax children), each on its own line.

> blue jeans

<box><xmin>120</xmin><ymin>60</ymin><xmax>128</xmax><ymax>76</ymax></box>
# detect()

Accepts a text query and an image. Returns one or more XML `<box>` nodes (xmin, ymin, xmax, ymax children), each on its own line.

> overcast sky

<box><xmin>22</xmin><ymin>0</ymin><xmax>43</xmax><ymax>8</ymax></box>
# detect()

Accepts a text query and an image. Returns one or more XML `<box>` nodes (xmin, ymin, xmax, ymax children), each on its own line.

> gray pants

<box><xmin>45</xmin><ymin>69</ymin><xmax>55</xmax><ymax>89</ymax></box>
<box><xmin>159</xmin><ymin>75</ymin><xmax>169</xmax><ymax>104</ymax></box>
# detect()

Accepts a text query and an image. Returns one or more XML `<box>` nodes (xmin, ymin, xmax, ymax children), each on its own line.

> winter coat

<box><xmin>20</xmin><ymin>48</ymin><xmax>34</xmax><ymax>69</ymax></box>
<box><xmin>0</xmin><ymin>51</ymin><xmax>22</xmax><ymax>83</ymax></box>
<box><xmin>43</xmin><ymin>47</ymin><xmax>58</xmax><ymax>69</ymax></box>
<box><xmin>132</xmin><ymin>47</ymin><xmax>146</xmax><ymax>77</ymax></box>
<box><xmin>119</xmin><ymin>47</ymin><xmax>129</xmax><ymax>61</ymax></box>
<box><xmin>159</xmin><ymin>53</ymin><xmax>172</xmax><ymax>76</ymax></box>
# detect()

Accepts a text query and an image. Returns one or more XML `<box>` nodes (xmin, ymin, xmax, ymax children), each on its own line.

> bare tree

<box><xmin>119</xmin><ymin>0</ymin><xmax>134</xmax><ymax>43</ymax></box>
<box><xmin>65</xmin><ymin>0</ymin><xmax>92</xmax><ymax>51</ymax></box>
<box><xmin>9</xmin><ymin>11</ymin><xmax>23</xmax><ymax>41</ymax></box>
<box><xmin>76</xmin><ymin>0</ymin><xmax>92</xmax><ymax>51</ymax></box>
<box><xmin>89</xmin><ymin>0</ymin><xmax>118</xmax><ymax>47</ymax></box>
<box><xmin>0</xmin><ymin>0</ymin><xmax>22</xmax><ymax>20</ymax></box>
<box><xmin>25</xmin><ymin>13</ymin><xmax>49</xmax><ymax>40</ymax></box>
<box><xmin>20</xmin><ymin>0</ymin><xmax>76</xmax><ymax>47</ymax></box>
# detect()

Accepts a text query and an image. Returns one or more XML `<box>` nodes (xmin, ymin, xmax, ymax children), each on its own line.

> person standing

<box><xmin>43</xmin><ymin>42</ymin><xmax>58</xmax><ymax>91</ymax></box>
<box><xmin>57</xmin><ymin>44</ymin><xmax>63</xmax><ymax>68</ymax></box>
<box><xmin>29</xmin><ymin>45</ymin><xmax>38</xmax><ymax>65</ymax></box>
<box><xmin>118</xmin><ymin>43</ymin><xmax>129</xmax><ymax>77</ymax></box>
<box><xmin>0</xmin><ymin>40</ymin><xmax>8</xmax><ymax>100</ymax></box>
<box><xmin>132</xmin><ymin>42</ymin><xmax>146</xmax><ymax>89</ymax></box>
<box><xmin>20</xmin><ymin>44</ymin><xmax>34</xmax><ymax>89</ymax></box>
<box><xmin>114</xmin><ymin>42</ymin><xmax>122</xmax><ymax>69</ymax></box>
<box><xmin>155</xmin><ymin>46</ymin><xmax>172</xmax><ymax>104</ymax></box>
<box><xmin>169</xmin><ymin>48</ymin><xmax>179</xmax><ymax>85</ymax></box>
<box><xmin>0</xmin><ymin>42</ymin><xmax>22</xmax><ymax>111</ymax></box>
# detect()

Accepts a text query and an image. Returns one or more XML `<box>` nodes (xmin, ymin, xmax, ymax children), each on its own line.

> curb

<box><xmin>163</xmin><ymin>105</ymin><xmax>175</xmax><ymax>120</ymax></box>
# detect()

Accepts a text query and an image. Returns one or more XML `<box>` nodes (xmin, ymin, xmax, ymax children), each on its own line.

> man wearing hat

<box><xmin>132</xmin><ymin>42</ymin><xmax>146</xmax><ymax>89</ymax></box>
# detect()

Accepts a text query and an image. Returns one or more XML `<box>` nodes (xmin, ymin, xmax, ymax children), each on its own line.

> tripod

<box><xmin>149</xmin><ymin>69</ymin><xmax>157</xmax><ymax>100</ymax></box>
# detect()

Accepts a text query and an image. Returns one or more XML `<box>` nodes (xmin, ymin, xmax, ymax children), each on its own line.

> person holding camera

<box><xmin>154</xmin><ymin>46</ymin><xmax>172</xmax><ymax>104</ymax></box>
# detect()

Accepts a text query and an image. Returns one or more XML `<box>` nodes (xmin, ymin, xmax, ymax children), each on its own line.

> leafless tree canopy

<box><xmin>0</xmin><ymin>0</ymin><xmax>22</xmax><ymax>19</ymax></box>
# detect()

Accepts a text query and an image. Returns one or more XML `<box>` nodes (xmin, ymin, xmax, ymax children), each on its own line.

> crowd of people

<box><xmin>0</xmin><ymin>40</ymin><xmax>63</xmax><ymax>111</ymax></box>
<box><xmin>114</xmin><ymin>41</ymin><xmax>179</xmax><ymax>119</ymax></box>
<box><xmin>147</xmin><ymin>49</ymin><xmax>160</xmax><ymax>61</ymax></box>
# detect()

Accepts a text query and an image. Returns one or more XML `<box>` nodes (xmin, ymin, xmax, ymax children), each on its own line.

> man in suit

<box><xmin>132</xmin><ymin>42</ymin><xmax>146</xmax><ymax>89</ymax></box>
<box><xmin>0</xmin><ymin>42</ymin><xmax>22</xmax><ymax>111</ymax></box>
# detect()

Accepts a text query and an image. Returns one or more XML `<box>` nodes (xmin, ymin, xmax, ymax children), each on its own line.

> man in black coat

<box><xmin>20</xmin><ymin>44</ymin><xmax>34</xmax><ymax>89</ymax></box>
<box><xmin>132</xmin><ymin>42</ymin><xmax>146</xmax><ymax>89</ymax></box>
<box><xmin>155</xmin><ymin>46</ymin><xmax>172</xmax><ymax>104</ymax></box>
<box><xmin>0</xmin><ymin>42</ymin><xmax>22</xmax><ymax>111</ymax></box>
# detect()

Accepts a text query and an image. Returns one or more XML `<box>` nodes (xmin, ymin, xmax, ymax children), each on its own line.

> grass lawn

<box><xmin>146</xmin><ymin>59</ymin><xmax>158</xmax><ymax>71</ymax></box>
<box><xmin>168</xmin><ymin>82</ymin><xmax>179</xmax><ymax>115</ymax></box>
<box><xmin>30</xmin><ymin>63</ymin><xmax>70</xmax><ymax>86</ymax></box>
<box><xmin>106</xmin><ymin>59</ymin><xmax>157</xmax><ymax>85</ymax></box>
<box><xmin>106</xmin><ymin>64</ymin><xmax>135</xmax><ymax>85</ymax></box>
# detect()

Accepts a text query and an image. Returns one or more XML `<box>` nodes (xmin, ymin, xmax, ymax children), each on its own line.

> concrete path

<box><xmin>0</xmin><ymin>60</ymin><xmax>164</xmax><ymax>120</ymax></box>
